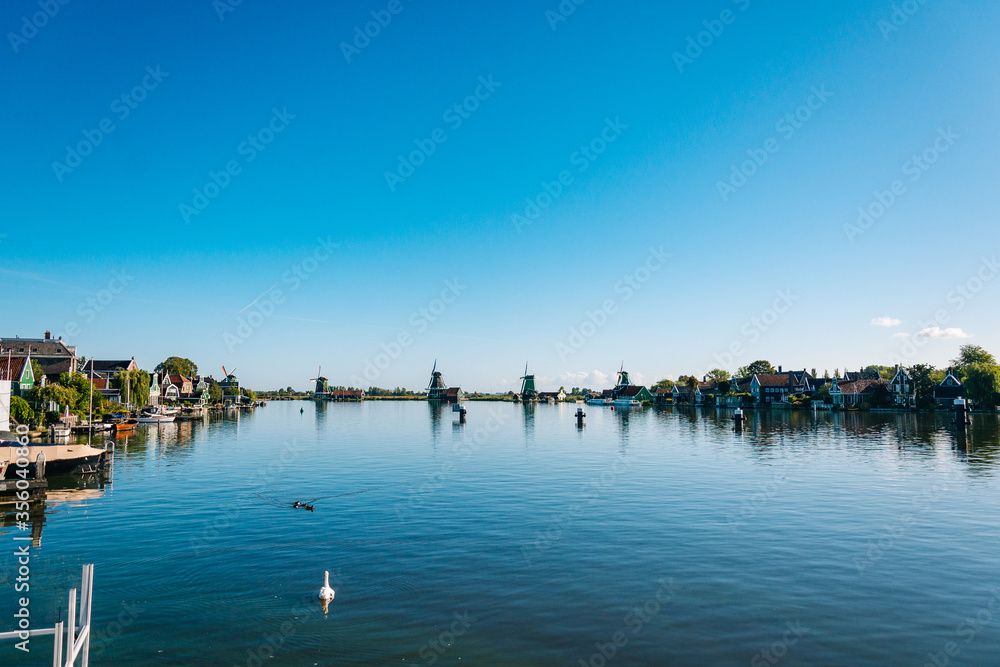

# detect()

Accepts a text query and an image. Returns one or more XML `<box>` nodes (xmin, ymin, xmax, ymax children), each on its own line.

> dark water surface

<box><xmin>3</xmin><ymin>401</ymin><xmax>1000</xmax><ymax>665</ymax></box>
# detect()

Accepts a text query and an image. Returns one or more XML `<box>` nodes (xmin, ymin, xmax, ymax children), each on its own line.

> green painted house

<box><xmin>2</xmin><ymin>356</ymin><xmax>35</xmax><ymax>396</ymax></box>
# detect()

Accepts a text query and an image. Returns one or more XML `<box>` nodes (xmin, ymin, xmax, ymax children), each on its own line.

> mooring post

<box><xmin>954</xmin><ymin>399</ymin><xmax>970</xmax><ymax>430</ymax></box>
<box><xmin>575</xmin><ymin>407</ymin><xmax>585</xmax><ymax>426</ymax></box>
<box><xmin>733</xmin><ymin>408</ymin><xmax>746</xmax><ymax>433</ymax></box>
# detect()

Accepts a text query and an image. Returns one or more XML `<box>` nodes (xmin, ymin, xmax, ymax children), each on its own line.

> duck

<box><xmin>318</xmin><ymin>571</ymin><xmax>335</xmax><ymax>601</ymax></box>
<box><xmin>293</xmin><ymin>501</ymin><xmax>302</xmax><ymax>508</ymax></box>
<box><xmin>305</xmin><ymin>504</ymin><xmax>315</xmax><ymax>512</ymax></box>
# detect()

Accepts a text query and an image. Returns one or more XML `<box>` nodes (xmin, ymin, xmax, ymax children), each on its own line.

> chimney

<box><xmin>778</xmin><ymin>366</ymin><xmax>782</xmax><ymax>373</ymax></box>
<box><xmin>44</xmin><ymin>331</ymin><xmax>51</xmax><ymax>340</ymax></box>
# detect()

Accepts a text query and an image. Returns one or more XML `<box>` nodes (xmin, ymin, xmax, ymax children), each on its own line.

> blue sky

<box><xmin>2</xmin><ymin>0</ymin><xmax>998</xmax><ymax>391</ymax></box>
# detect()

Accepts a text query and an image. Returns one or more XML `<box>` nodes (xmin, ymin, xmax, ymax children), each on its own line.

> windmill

<box><xmin>221</xmin><ymin>365</ymin><xmax>238</xmax><ymax>383</ymax></box>
<box><xmin>519</xmin><ymin>362</ymin><xmax>537</xmax><ymax>400</ymax></box>
<box><xmin>616</xmin><ymin>362</ymin><xmax>631</xmax><ymax>389</ymax></box>
<box><xmin>427</xmin><ymin>360</ymin><xmax>446</xmax><ymax>399</ymax></box>
<box><xmin>310</xmin><ymin>365</ymin><xmax>329</xmax><ymax>398</ymax></box>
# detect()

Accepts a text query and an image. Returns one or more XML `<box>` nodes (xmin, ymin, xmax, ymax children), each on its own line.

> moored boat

<box><xmin>0</xmin><ymin>441</ymin><xmax>108</xmax><ymax>479</ymax></box>
<box><xmin>612</xmin><ymin>398</ymin><xmax>641</xmax><ymax>408</ymax></box>
<box><xmin>137</xmin><ymin>407</ymin><xmax>175</xmax><ymax>423</ymax></box>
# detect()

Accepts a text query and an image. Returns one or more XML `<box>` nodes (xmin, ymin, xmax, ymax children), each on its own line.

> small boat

<box><xmin>49</xmin><ymin>424</ymin><xmax>71</xmax><ymax>438</ymax></box>
<box><xmin>586</xmin><ymin>397</ymin><xmax>613</xmax><ymax>406</ymax></box>
<box><xmin>612</xmin><ymin>399</ymin><xmax>641</xmax><ymax>408</ymax></box>
<box><xmin>137</xmin><ymin>407</ymin><xmax>176</xmax><ymax>424</ymax></box>
<box><xmin>103</xmin><ymin>413</ymin><xmax>139</xmax><ymax>431</ymax></box>
<box><xmin>1</xmin><ymin>441</ymin><xmax>109</xmax><ymax>479</ymax></box>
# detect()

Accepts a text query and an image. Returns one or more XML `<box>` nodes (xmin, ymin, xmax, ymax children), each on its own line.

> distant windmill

<box><xmin>519</xmin><ymin>362</ymin><xmax>537</xmax><ymax>400</ymax></box>
<box><xmin>427</xmin><ymin>360</ymin><xmax>446</xmax><ymax>399</ymax></box>
<box><xmin>310</xmin><ymin>365</ymin><xmax>329</xmax><ymax>397</ymax></box>
<box><xmin>616</xmin><ymin>362</ymin><xmax>631</xmax><ymax>388</ymax></box>
<box><xmin>221</xmin><ymin>365</ymin><xmax>238</xmax><ymax>382</ymax></box>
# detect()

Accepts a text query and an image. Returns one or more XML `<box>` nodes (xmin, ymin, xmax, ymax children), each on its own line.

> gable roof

<box><xmin>616</xmin><ymin>385</ymin><xmax>648</xmax><ymax>397</ymax></box>
<box><xmin>0</xmin><ymin>337</ymin><xmax>76</xmax><ymax>357</ymax></box>
<box><xmin>0</xmin><ymin>356</ymin><xmax>31</xmax><ymax>383</ymax></box>
<box><xmin>756</xmin><ymin>373</ymin><xmax>793</xmax><ymax>387</ymax></box>
<box><xmin>82</xmin><ymin>359</ymin><xmax>136</xmax><ymax>373</ymax></box>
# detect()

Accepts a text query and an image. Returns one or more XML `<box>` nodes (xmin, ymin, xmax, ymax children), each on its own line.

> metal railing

<box><xmin>0</xmin><ymin>564</ymin><xmax>94</xmax><ymax>666</ymax></box>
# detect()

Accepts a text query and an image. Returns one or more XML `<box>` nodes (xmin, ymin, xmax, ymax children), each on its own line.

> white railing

<box><xmin>0</xmin><ymin>564</ymin><xmax>94</xmax><ymax>666</ymax></box>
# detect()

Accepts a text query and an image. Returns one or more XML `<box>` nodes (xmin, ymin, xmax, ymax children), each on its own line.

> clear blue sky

<box><xmin>2</xmin><ymin>0</ymin><xmax>998</xmax><ymax>391</ymax></box>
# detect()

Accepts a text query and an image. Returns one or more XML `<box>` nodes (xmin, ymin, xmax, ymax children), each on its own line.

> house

<box><xmin>934</xmin><ymin>368</ymin><xmax>964</xmax><ymax>406</ymax></box>
<box><xmin>329</xmin><ymin>389</ymin><xmax>365</xmax><ymax>401</ymax></box>
<box><xmin>830</xmin><ymin>377</ymin><xmax>889</xmax><ymax>407</ymax></box>
<box><xmin>888</xmin><ymin>365</ymin><xmax>916</xmax><ymax>408</ymax></box>
<box><xmin>842</xmin><ymin>368</ymin><xmax>883</xmax><ymax>382</ymax></box>
<box><xmin>671</xmin><ymin>384</ymin><xmax>699</xmax><ymax>404</ymax></box>
<box><xmin>0</xmin><ymin>355</ymin><xmax>36</xmax><ymax>396</ymax></box>
<box><xmin>538</xmin><ymin>389</ymin><xmax>567</xmax><ymax>403</ymax></box>
<box><xmin>89</xmin><ymin>374</ymin><xmax>122</xmax><ymax>404</ymax></box>
<box><xmin>444</xmin><ymin>387</ymin><xmax>464</xmax><ymax>403</ymax></box>
<box><xmin>607</xmin><ymin>367</ymin><xmax>653</xmax><ymax>403</ymax></box>
<box><xmin>149</xmin><ymin>372</ymin><xmax>162</xmax><ymax>406</ymax></box>
<box><xmin>81</xmin><ymin>357</ymin><xmax>138</xmax><ymax>378</ymax></box>
<box><xmin>168</xmin><ymin>374</ymin><xmax>194</xmax><ymax>396</ymax></box>
<box><xmin>653</xmin><ymin>388</ymin><xmax>672</xmax><ymax>405</ymax></box>
<box><xmin>0</xmin><ymin>331</ymin><xmax>78</xmax><ymax>381</ymax></box>
<box><xmin>750</xmin><ymin>368</ymin><xmax>816</xmax><ymax>405</ymax></box>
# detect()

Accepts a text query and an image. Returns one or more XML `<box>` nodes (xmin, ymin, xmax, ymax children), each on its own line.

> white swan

<box><xmin>318</xmin><ymin>571</ymin><xmax>335</xmax><ymax>601</ymax></box>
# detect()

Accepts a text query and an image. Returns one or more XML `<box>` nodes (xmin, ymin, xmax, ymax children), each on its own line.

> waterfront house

<box><xmin>0</xmin><ymin>331</ymin><xmax>78</xmax><ymax>381</ymax></box>
<box><xmin>1</xmin><ymin>355</ymin><xmax>36</xmax><ymax>396</ymax></box>
<box><xmin>934</xmin><ymin>368</ymin><xmax>964</xmax><ymax>406</ymax></box>
<box><xmin>888</xmin><ymin>365</ymin><xmax>916</xmax><ymax>408</ymax></box>
<box><xmin>830</xmin><ymin>377</ymin><xmax>889</xmax><ymax>407</ymax></box>
<box><xmin>81</xmin><ymin>357</ymin><xmax>138</xmax><ymax>378</ymax></box>
<box><xmin>149</xmin><ymin>372</ymin><xmax>162</xmax><ymax>406</ymax></box>
<box><xmin>538</xmin><ymin>389</ymin><xmax>567</xmax><ymax>403</ymax></box>
<box><xmin>653</xmin><ymin>388</ymin><xmax>672</xmax><ymax>405</ymax></box>
<box><xmin>329</xmin><ymin>389</ymin><xmax>365</xmax><ymax>401</ymax></box>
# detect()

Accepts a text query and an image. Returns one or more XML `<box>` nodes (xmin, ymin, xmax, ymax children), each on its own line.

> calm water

<box><xmin>3</xmin><ymin>401</ymin><xmax>1000</xmax><ymax>665</ymax></box>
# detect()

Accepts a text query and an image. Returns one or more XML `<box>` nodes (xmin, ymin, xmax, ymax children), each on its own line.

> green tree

<box><xmin>909</xmin><ymin>364</ymin><xmax>939</xmax><ymax>409</ymax></box>
<box><xmin>963</xmin><ymin>362</ymin><xmax>1000</xmax><ymax>408</ymax></box>
<box><xmin>736</xmin><ymin>360</ymin><xmax>775</xmax><ymax>377</ymax></box>
<box><xmin>30</xmin><ymin>359</ymin><xmax>45</xmax><ymax>385</ymax></box>
<box><xmin>718</xmin><ymin>380</ymin><xmax>732</xmax><ymax>394</ymax></box>
<box><xmin>113</xmin><ymin>368</ymin><xmax>150</xmax><ymax>408</ymax></box>
<box><xmin>651</xmin><ymin>378</ymin><xmax>675</xmax><ymax>391</ymax></box>
<box><xmin>155</xmin><ymin>356</ymin><xmax>199</xmax><ymax>377</ymax></box>
<box><xmin>10</xmin><ymin>396</ymin><xmax>35</xmax><ymax>423</ymax></box>
<box><xmin>685</xmin><ymin>376</ymin><xmax>698</xmax><ymax>393</ymax></box>
<box><xmin>951</xmin><ymin>345</ymin><xmax>996</xmax><ymax>379</ymax></box>
<box><xmin>28</xmin><ymin>383</ymin><xmax>78</xmax><ymax>412</ymax></box>
<box><xmin>208</xmin><ymin>380</ymin><xmax>223</xmax><ymax>404</ymax></box>
<box><xmin>864</xmin><ymin>365</ymin><xmax>896</xmax><ymax>380</ymax></box>
<box><xmin>707</xmin><ymin>369</ymin><xmax>730</xmax><ymax>382</ymax></box>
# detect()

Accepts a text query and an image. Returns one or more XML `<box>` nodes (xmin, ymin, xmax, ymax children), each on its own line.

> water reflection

<box><xmin>1</xmin><ymin>474</ymin><xmax>107</xmax><ymax>547</ymax></box>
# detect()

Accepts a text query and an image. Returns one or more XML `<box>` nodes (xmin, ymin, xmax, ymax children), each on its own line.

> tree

<box><xmin>30</xmin><ymin>359</ymin><xmax>45</xmax><ymax>385</ymax></box>
<box><xmin>823</xmin><ymin>369</ymin><xmax>830</xmax><ymax>379</ymax></box>
<box><xmin>864</xmin><ymin>365</ymin><xmax>896</xmax><ymax>380</ymax></box>
<box><xmin>208</xmin><ymin>380</ymin><xmax>223</xmax><ymax>404</ymax></box>
<box><xmin>736</xmin><ymin>360</ymin><xmax>775</xmax><ymax>377</ymax></box>
<box><xmin>811</xmin><ymin>368</ymin><xmax>817</xmax><ymax>378</ymax></box>
<box><xmin>963</xmin><ymin>362</ymin><xmax>1000</xmax><ymax>409</ymax></box>
<box><xmin>910</xmin><ymin>364</ymin><xmax>939</xmax><ymax>409</ymax></box>
<box><xmin>718</xmin><ymin>380</ymin><xmax>732</xmax><ymax>394</ymax></box>
<box><xmin>10</xmin><ymin>396</ymin><xmax>34</xmax><ymax>423</ymax></box>
<box><xmin>685</xmin><ymin>376</ymin><xmax>698</xmax><ymax>393</ymax></box>
<box><xmin>951</xmin><ymin>345</ymin><xmax>996</xmax><ymax>379</ymax></box>
<box><xmin>651</xmin><ymin>378</ymin><xmax>675</xmax><ymax>391</ymax></box>
<box><xmin>28</xmin><ymin>383</ymin><xmax>78</xmax><ymax>412</ymax></box>
<box><xmin>706</xmin><ymin>369</ymin><xmax>730</xmax><ymax>382</ymax></box>
<box><xmin>113</xmin><ymin>368</ymin><xmax>150</xmax><ymax>408</ymax></box>
<box><xmin>155</xmin><ymin>356</ymin><xmax>198</xmax><ymax>377</ymax></box>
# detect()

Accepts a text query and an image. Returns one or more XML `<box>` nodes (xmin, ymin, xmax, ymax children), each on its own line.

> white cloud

<box><xmin>871</xmin><ymin>317</ymin><xmax>902</xmax><ymax>328</ymax></box>
<box><xmin>558</xmin><ymin>370</ymin><xmax>611</xmax><ymax>388</ymax></box>
<box><xmin>918</xmin><ymin>327</ymin><xmax>971</xmax><ymax>339</ymax></box>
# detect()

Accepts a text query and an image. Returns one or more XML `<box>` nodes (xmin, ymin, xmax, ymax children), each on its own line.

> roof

<box><xmin>36</xmin><ymin>358</ymin><xmax>74</xmax><ymax>377</ymax></box>
<box><xmin>329</xmin><ymin>389</ymin><xmax>365</xmax><ymax>396</ymax></box>
<box><xmin>538</xmin><ymin>391</ymin><xmax>563</xmax><ymax>397</ymax></box>
<box><xmin>0</xmin><ymin>338</ymin><xmax>76</xmax><ymax>357</ymax></box>
<box><xmin>445</xmin><ymin>387</ymin><xmax>462</xmax><ymax>396</ymax></box>
<box><xmin>756</xmin><ymin>373</ymin><xmax>794</xmax><ymax>387</ymax></box>
<box><xmin>842</xmin><ymin>369</ymin><xmax>881</xmax><ymax>382</ymax></box>
<box><xmin>616</xmin><ymin>385</ymin><xmax>648</xmax><ymax>397</ymax></box>
<box><xmin>168</xmin><ymin>374</ymin><xmax>192</xmax><ymax>385</ymax></box>
<box><xmin>836</xmin><ymin>379</ymin><xmax>886</xmax><ymax>394</ymax></box>
<box><xmin>0</xmin><ymin>356</ymin><xmax>30</xmax><ymax>382</ymax></box>
<box><xmin>82</xmin><ymin>359</ymin><xmax>136</xmax><ymax>373</ymax></box>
